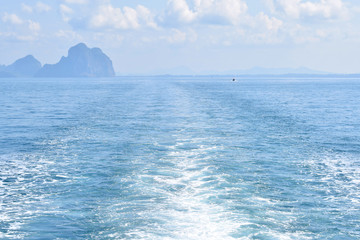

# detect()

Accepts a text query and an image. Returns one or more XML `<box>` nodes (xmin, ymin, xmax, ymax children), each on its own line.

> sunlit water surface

<box><xmin>1</xmin><ymin>76</ymin><xmax>359</xmax><ymax>239</ymax></box>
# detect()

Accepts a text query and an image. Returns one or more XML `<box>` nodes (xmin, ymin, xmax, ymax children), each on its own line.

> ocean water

<box><xmin>0</xmin><ymin>76</ymin><xmax>359</xmax><ymax>239</ymax></box>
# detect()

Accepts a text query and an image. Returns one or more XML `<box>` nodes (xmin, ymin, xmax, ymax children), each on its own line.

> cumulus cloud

<box><xmin>28</xmin><ymin>20</ymin><xmax>41</xmax><ymax>32</ymax></box>
<box><xmin>256</xmin><ymin>12</ymin><xmax>282</xmax><ymax>32</ymax></box>
<box><xmin>160</xmin><ymin>0</ymin><xmax>289</xmax><ymax>45</ymax></box>
<box><xmin>90</xmin><ymin>5</ymin><xmax>139</xmax><ymax>29</ymax></box>
<box><xmin>60</xmin><ymin>4</ymin><xmax>73</xmax><ymax>14</ymax></box>
<box><xmin>35</xmin><ymin>2</ymin><xmax>51</xmax><ymax>12</ymax></box>
<box><xmin>1</xmin><ymin>13</ymin><xmax>41</xmax><ymax>41</ymax></box>
<box><xmin>211</xmin><ymin>0</ymin><xmax>248</xmax><ymax>24</ymax></box>
<box><xmin>2</xmin><ymin>13</ymin><xmax>23</xmax><ymax>25</ymax></box>
<box><xmin>89</xmin><ymin>4</ymin><xmax>157</xmax><ymax>30</ymax></box>
<box><xmin>276</xmin><ymin>0</ymin><xmax>348</xmax><ymax>19</ymax></box>
<box><xmin>20</xmin><ymin>2</ymin><xmax>51</xmax><ymax>14</ymax></box>
<box><xmin>21</xmin><ymin>4</ymin><xmax>33</xmax><ymax>13</ymax></box>
<box><xmin>136</xmin><ymin>5</ymin><xmax>158</xmax><ymax>28</ymax></box>
<box><xmin>166</xmin><ymin>0</ymin><xmax>197</xmax><ymax>24</ymax></box>
<box><xmin>237</xmin><ymin>12</ymin><xmax>284</xmax><ymax>43</ymax></box>
<box><xmin>60</xmin><ymin>4</ymin><xmax>74</xmax><ymax>22</ymax></box>
<box><xmin>164</xmin><ymin>0</ymin><xmax>248</xmax><ymax>26</ymax></box>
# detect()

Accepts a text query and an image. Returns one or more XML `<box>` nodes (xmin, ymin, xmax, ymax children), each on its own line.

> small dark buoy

<box><xmin>232</xmin><ymin>78</ymin><xmax>236</xmax><ymax>81</ymax></box>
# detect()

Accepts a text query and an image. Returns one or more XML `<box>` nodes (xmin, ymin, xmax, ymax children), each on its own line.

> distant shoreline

<box><xmin>1</xmin><ymin>74</ymin><xmax>360</xmax><ymax>79</ymax></box>
<box><xmin>114</xmin><ymin>74</ymin><xmax>360</xmax><ymax>78</ymax></box>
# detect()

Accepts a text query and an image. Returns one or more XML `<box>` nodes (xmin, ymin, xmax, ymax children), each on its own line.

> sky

<box><xmin>1</xmin><ymin>0</ymin><xmax>360</xmax><ymax>74</ymax></box>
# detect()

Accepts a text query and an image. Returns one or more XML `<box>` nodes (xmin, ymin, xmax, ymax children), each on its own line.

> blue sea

<box><xmin>0</xmin><ymin>76</ymin><xmax>359</xmax><ymax>239</ymax></box>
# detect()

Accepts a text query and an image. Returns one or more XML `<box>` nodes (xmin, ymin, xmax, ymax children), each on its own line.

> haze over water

<box><xmin>1</xmin><ymin>76</ymin><xmax>360</xmax><ymax>239</ymax></box>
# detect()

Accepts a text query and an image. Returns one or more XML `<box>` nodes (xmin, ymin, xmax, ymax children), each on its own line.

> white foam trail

<box><xmin>106</xmin><ymin>135</ymin><xmax>309</xmax><ymax>240</ymax></box>
<box><xmin>96</xmin><ymin>84</ymin><xmax>311</xmax><ymax>239</ymax></box>
<box><xmin>121</xmin><ymin>138</ymin><xmax>240</xmax><ymax>239</ymax></box>
<box><xmin>305</xmin><ymin>153</ymin><xmax>360</xmax><ymax>206</ymax></box>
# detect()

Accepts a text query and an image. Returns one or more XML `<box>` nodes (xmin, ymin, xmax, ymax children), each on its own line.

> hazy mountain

<box><xmin>0</xmin><ymin>55</ymin><xmax>41</xmax><ymax>77</ymax></box>
<box><xmin>195</xmin><ymin>66</ymin><xmax>330</xmax><ymax>75</ymax></box>
<box><xmin>132</xmin><ymin>66</ymin><xmax>330</xmax><ymax>76</ymax></box>
<box><xmin>6</xmin><ymin>55</ymin><xmax>42</xmax><ymax>77</ymax></box>
<box><xmin>233</xmin><ymin>67</ymin><xmax>330</xmax><ymax>75</ymax></box>
<box><xmin>36</xmin><ymin>43</ymin><xmax>115</xmax><ymax>77</ymax></box>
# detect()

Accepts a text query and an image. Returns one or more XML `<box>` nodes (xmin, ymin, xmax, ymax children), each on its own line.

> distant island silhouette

<box><xmin>0</xmin><ymin>55</ymin><xmax>41</xmax><ymax>77</ymax></box>
<box><xmin>0</xmin><ymin>43</ymin><xmax>115</xmax><ymax>78</ymax></box>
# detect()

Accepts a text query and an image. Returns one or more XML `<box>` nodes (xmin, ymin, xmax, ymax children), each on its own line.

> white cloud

<box><xmin>60</xmin><ymin>4</ymin><xmax>74</xmax><ymax>22</ymax></box>
<box><xmin>89</xmin><ymin>4</ymin><xmax>157</xmax><ymax>30</ymax></box>
<box><xmin>22</xmin><ymin>4</ymin><xmax>33</xmax><ymax>13</ymax></box>
<box><xmin>20</xmin><ymin>2</ymin><xmax>51</xmax><ymax>14</ymax></box>
<box><xmin>166</xmin><ymin>0</ymin><xmax>197</xmax><ymax>24</ymax></box>
<box><xmin>35</xmin><ymin>2</ymin><xmax>51</xmax><ymax>12</ymax></box>
<box><xmin>136</xmin><ymin>5</ymin><xmax>158</xmax><ymax>29</ymax></box>
<box><xmin>161</xmin><ymin>28</ymin><xmax>197</xmax><ymax>43</ymax></box>
<box><xmin>256</xmin><ymin>12</ymin><xmax>282</xmax><ymax>32</ymax></box>
<box><xmin>1</xmin><ymin>13</ymin><xmax>41</xmax><ymax>41</ymax></box>
<box><xmin>28</xmin><ymin>20</ymin><xmax>41</xmax><ymax>32</ymax></box>
<box><xmin>277</xmin><ymin>0</ymin><xmax>300</xmax><ymax>18</ymax></box>
<box><xmin>60</xmin><ymin>4</ymin><xmax>73</xmax><ymax>14</ymax></box>
<box><xmin>162</xmin><ymin>0</ymin><xmax>287</xmax><ymax>45</ymax></box>
<box><xmin>276</xmin><ymin>0</ymin><xmax>348</xmax><ymax>19</ymax></box>
<box><xmin>2</xmin><ymin>13</ymin><xmax>23</xmax><ymax>25</ymax></box>
<box><xmin>212</xmin><ymin>0</ymin><xmax>248</xmax><ymax>24</ymax></box>
<box><xmin>90</xmin><ymin>5</ymin><xmax>138</xmax><ymax>29</ymax></box>
<box><xmin>165</xmin><ymin>0</ymin><xmax>248</xmax><ymax>26</ymax></box>
<box><xmin>236</xmin><ymin>12</ymin><xmax>284</xmax><ymax>44</ymax></box>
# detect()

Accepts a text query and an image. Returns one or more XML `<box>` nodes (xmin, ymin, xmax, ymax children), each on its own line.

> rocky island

<box><xmin>0</xmin><ymin>55</ymin><xmax>41</xmax><ymax>77</ymax></box>
<box><xmin>36</xmin><ymin>43</ymin><xmax>115</xmax><ymax>77</ymax></box>
<box><xmin>0</xmin><ymin>43</ymin><xmax>115</xmax><ymax>78</ymax></box>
